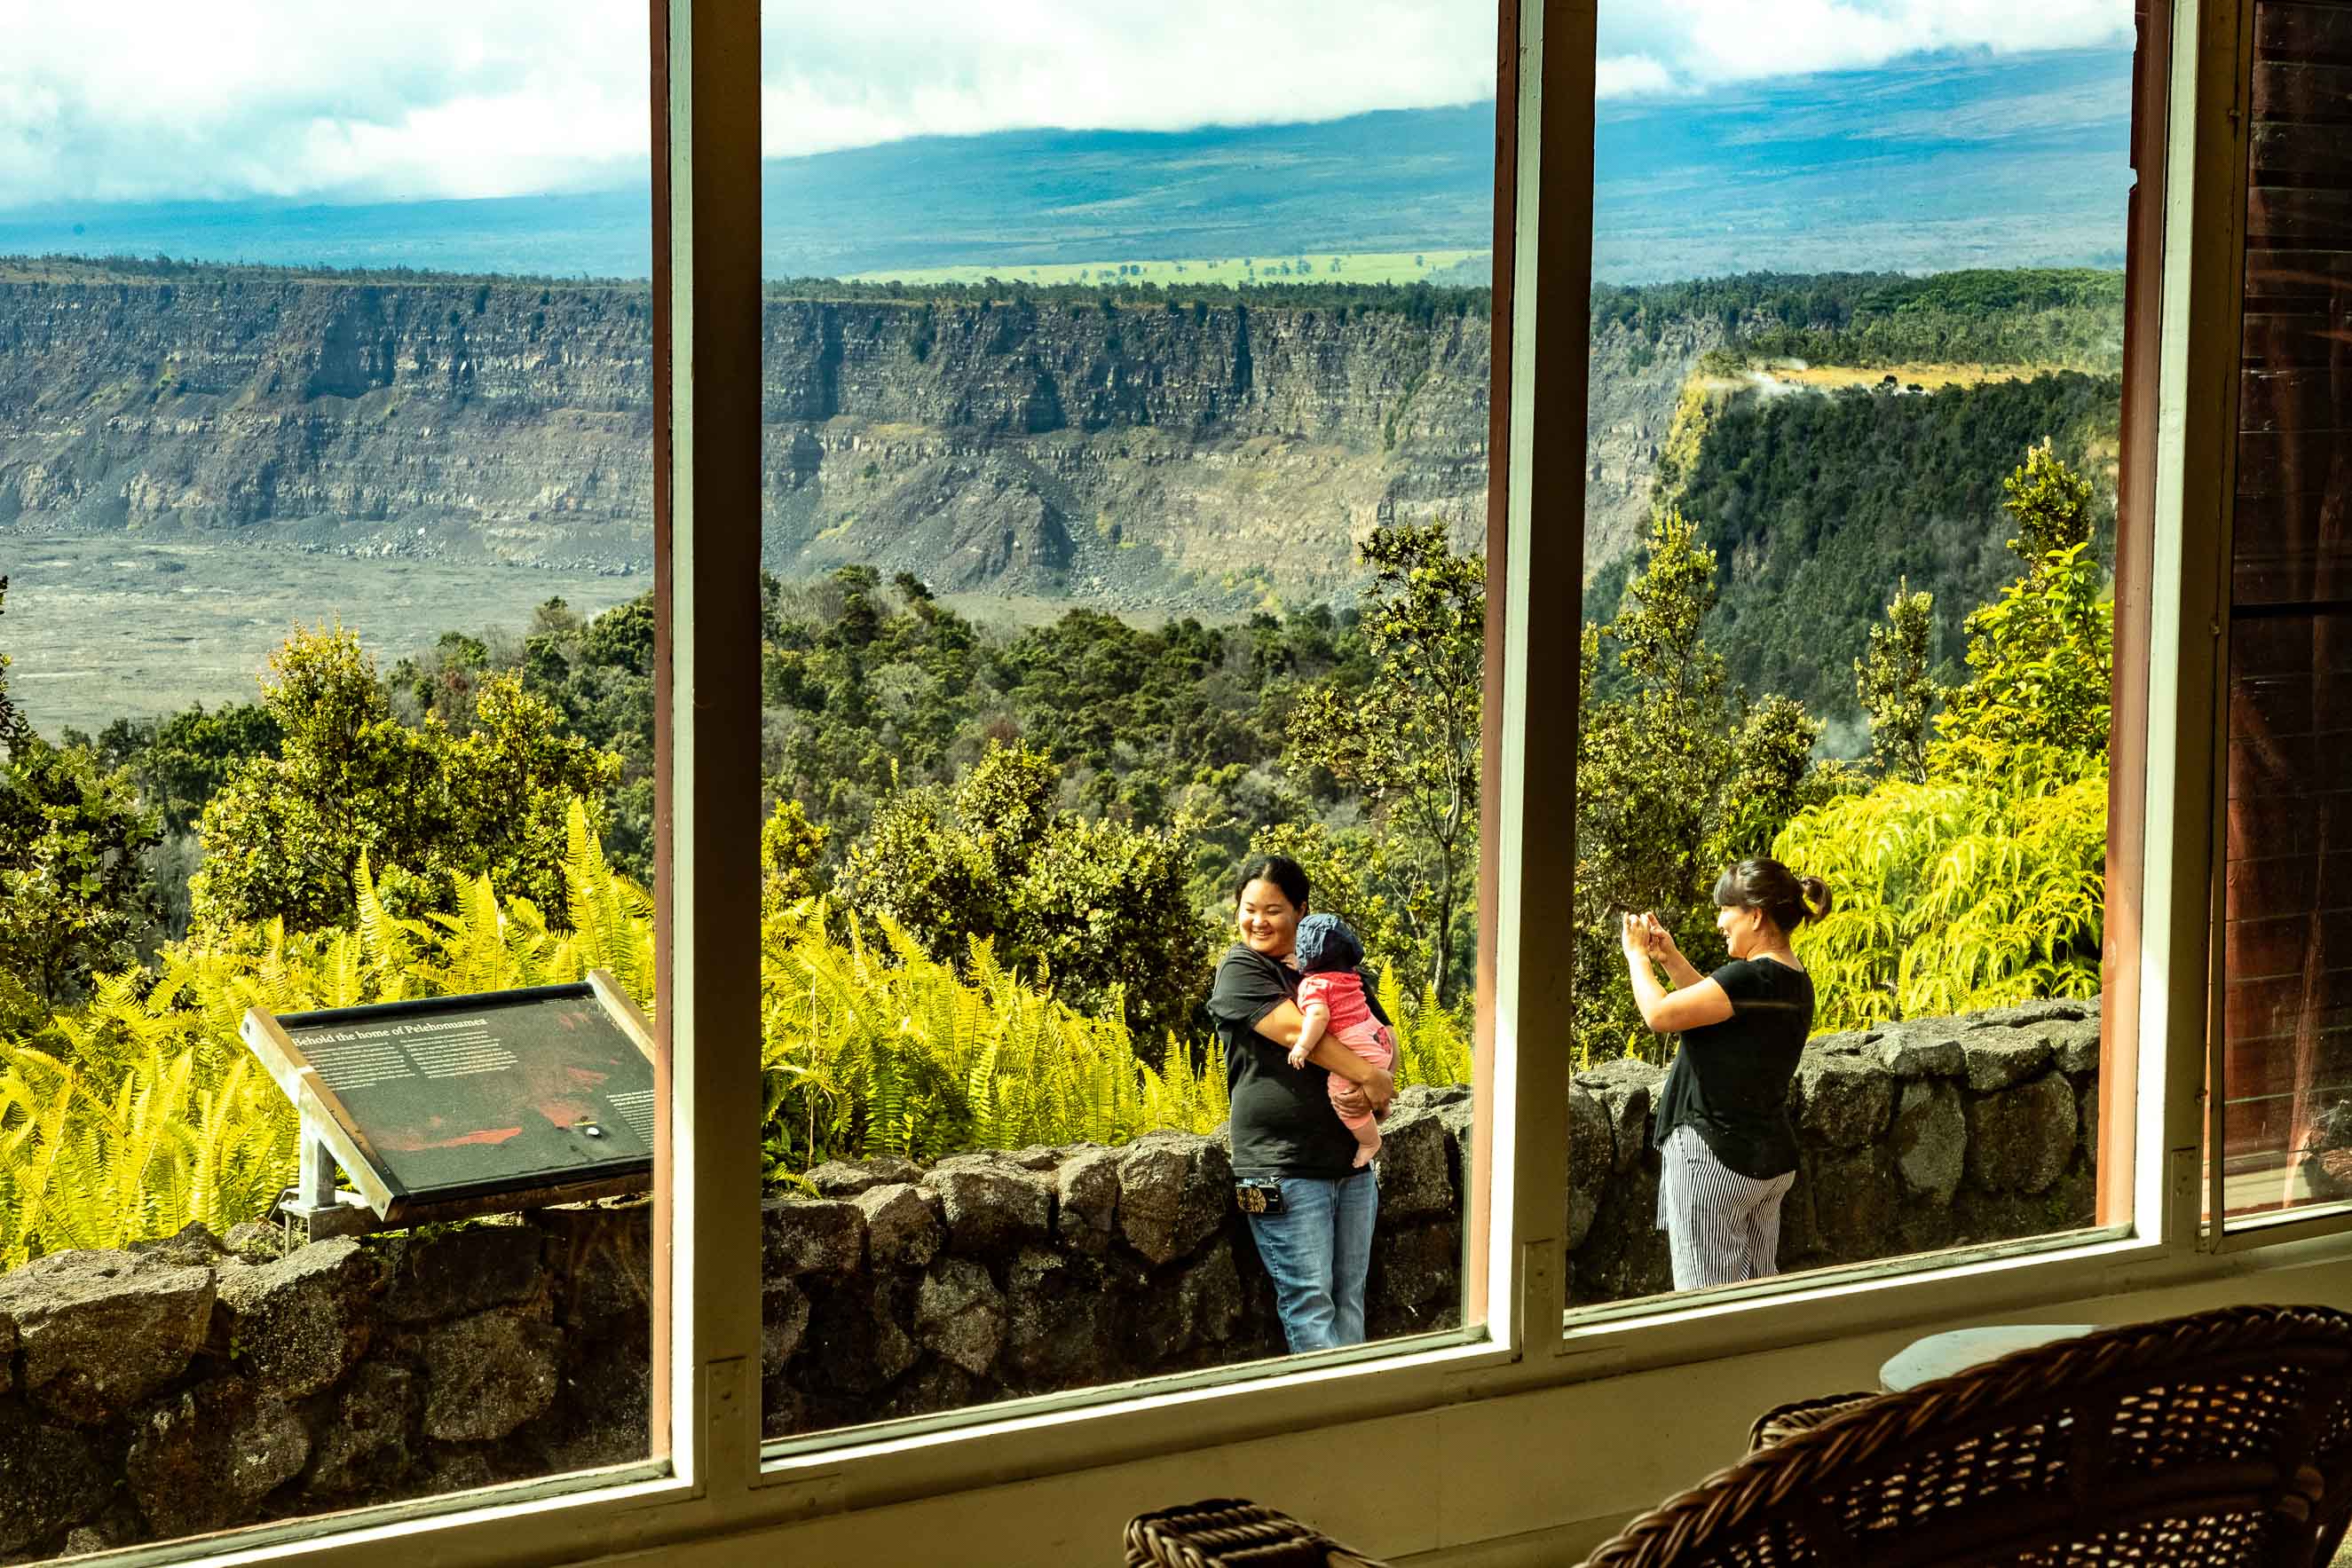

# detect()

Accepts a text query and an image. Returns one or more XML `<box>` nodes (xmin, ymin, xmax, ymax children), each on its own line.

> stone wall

<box><xmin>0</xmin><ymin>1209</ymin><xmax>653</xmax><ymax>1560</ymax></box>
<box><xmin>1569</xmin><ymin>997</ymin><xmax>2101</xmax><ymax>1301</ymax></box>
<box><xmin>760</xmin><ymin>1096</ymin><xmax>1472</xmax><ymax>1440</ymax></box>
<box><xmin>0</xmin><ymin>997</ymin><xmax>2096</xmax><ymax>1559</ymax></box>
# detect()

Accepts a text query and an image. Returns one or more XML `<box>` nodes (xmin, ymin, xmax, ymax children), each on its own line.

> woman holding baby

<box><xmin>1207</xmin><ymin>854</ymin><xmax>1397</xmax><ymax>1353</ymax></box>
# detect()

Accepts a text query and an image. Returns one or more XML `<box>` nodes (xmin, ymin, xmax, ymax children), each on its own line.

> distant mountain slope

<box><xmin>1596</xmin><ymin>369</ymin><xmax>2123</xmax><ymax>729</ymax></box>
<box><xmin>0</xmin><ymin>48</ymin><xmax>2130</xmax><ymax>284</ymax></box>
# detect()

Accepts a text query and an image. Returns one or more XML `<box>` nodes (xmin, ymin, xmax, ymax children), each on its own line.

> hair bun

<box><xmin>1799</xmin><ymin>875</ymin><xmax>1835</xmax><ymax>922</ymax></box>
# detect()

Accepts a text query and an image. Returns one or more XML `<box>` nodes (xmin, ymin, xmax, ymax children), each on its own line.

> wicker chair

<box><xmin>1591</xmin><ymin>1302</ymin><xmax>2352</xmax><ymax>1566</ymax></box>
<box><xmin>1124</xmin><ymin>1498</ymin><xmax>1386</xmax><ymax>1567</ymax></box>
<box><xmin>1123</xmin><ymin>1304</ymin><xmax>2352</xmax><ymax>1568</ymax></box>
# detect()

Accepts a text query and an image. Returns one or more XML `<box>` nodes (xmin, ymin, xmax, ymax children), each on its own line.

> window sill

<box><xmin>2207</xmin><ymin>1197</ymin><xmax>2352</xmax><ymax>1252</ymax></box>
<box><xmin>757</xmin><ymin>1328</ymin><xmax>1512</xmax><ymax>1504</ymax></box>
<box><xmin>85</xmin><ymin>1465</ymin><xmax>683</xmax><ymax>1568</ymax></box>
<box><xmin>1559</xmin><ymin>1216</ymin><xmax>2352</xmax><ymax>1377</ymax></box>
<box><xmin>756</xmin><ymin>1217</ymin><xmax>2352</xmax><ymax>1522</ymax></box>
<box><xmin>1556</xmin><ymin>1228</ymin><xmax>2152</xmax><ymax>1375</ymax></box>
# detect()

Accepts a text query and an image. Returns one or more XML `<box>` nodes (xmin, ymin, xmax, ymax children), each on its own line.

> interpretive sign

<box><xmin>241</xmin><ymin>972</ymin><xmax>659</xmax><ymax>1235</ymax></box>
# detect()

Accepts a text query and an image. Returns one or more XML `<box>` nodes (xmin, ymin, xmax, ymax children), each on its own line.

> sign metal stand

<box><xmin>241</xmin><ymin>970</ymin><xmax>660</xmax><ymax>1242</ymax></box>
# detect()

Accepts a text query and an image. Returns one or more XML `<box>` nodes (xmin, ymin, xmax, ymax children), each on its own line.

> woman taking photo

<box><xmin>1622</xmin><ymin>856</ymin><xmax>1832</xmax><ymax>1290</ymax></box>
<box><xmin>1208</xmin><ymin>854</ymin><xmax>1396</xmax><ymax>1351</ymax></box>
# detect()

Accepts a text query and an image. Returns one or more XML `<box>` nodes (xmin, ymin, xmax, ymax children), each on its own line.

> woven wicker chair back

<box><xmin>1580</xmin><ymin>1304</ymin><xmax>2352</xmax><ymax>1567</ymax></box>
<box><xmin>1125</xmin><ymin>1498</ymin><xmax>1386</xmax><ymax>1568</ymax></box>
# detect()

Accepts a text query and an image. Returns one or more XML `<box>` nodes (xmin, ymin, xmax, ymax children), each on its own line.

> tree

<box><xmin>2002</xmin><ymin>435</ymin><xmax>2097</xmax><ymax>562</ymax></box>
<box><xmin>1714</xmin><ymin>694</ymin><xmax>1837</xmax><ymax>864</ymax></box>
<box><xmin>0</xmin><ymin>575</ymin><xmax>28</xmax><ymax>756</ymax></box>
<box><xmin>1937</xmin><ymin>444</ymin><xmax>2112</xmax><ymax>768</ymax></box>
<box><xmin>836</xmin><ymin>741</ymin><xmax>1212</xmax><ymax>1042</ymax></box>
<box><xmin>1856</xmin><ymin>579</ymin><xmax>1941</xmax><ymax>784</ymax></box>
<box><xmin>188</xmin><ymin>626</ymin><xmax>620</xmax><ymax>934</ymax></box>
<box><xmin>1284</xmin><ymin>522</ymin><xmax>1484</xmax><ymax>1004</ymax></box>
<box><xmin>1572</xmin><ymin>507</ymin><xmax>1845</xmax><ymax>1057</ymax></box>
<box><xmin>0</xmin><ymin>738</ymin><xmax>162</xmax><ymax>1029</ymax></box>
<box><xmin>86</xmin><ymin>702</ymin><xmax>284</xmax><ymax>835</ymax></box>
<box><xmin>1577</xmin><ymin>508</ymin><xmax>1732</xmax><ymax>924</ymax></box>
<box><xmin>761</xmin><ymin>798</ymin><xmax>825</xmax><ymax>920</ymax></box>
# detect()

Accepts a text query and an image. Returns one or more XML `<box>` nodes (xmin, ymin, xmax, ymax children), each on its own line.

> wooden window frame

<box><xmin>2196</xmin><ymin>0</ymin><xmax>2352</xmax><ymax>1251</ymax></box>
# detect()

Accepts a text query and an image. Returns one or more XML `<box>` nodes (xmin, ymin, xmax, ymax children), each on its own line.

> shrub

<box><xmin>1774</xmin><ymin>744</ymin><xmax>2105</xmax><ymax>1033</ymax></box>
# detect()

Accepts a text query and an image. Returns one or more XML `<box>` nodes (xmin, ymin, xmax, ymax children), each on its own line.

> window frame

<box><xmin>2193</xmin><ymin>0</ymin><xmax>2352</xmax><ymax>1249</ymax></box>
<box><xmin>1546</xmin><ymin>0</ymin><xmax>2196</xmax><ymax>1327</ymax></box>
<box><xmin>60</xmin><ymin>0</ymin><xmax>2352</xmax><ymax>1562</ymax></box>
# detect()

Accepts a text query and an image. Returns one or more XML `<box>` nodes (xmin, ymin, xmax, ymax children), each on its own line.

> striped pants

<box><xmin>1655</xmin><ymin>1125</ymin><xmax>1796</xmax><ymax>1290</ymax></box>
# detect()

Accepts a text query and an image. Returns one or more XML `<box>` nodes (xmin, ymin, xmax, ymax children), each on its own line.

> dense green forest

<box><xmin>1594</xmin><ymin>268</ymin><xmax>2126</xmax><ymax>371</ymax></box>
<box><xmin>1</xmin><ymin>250</ymin><xmax>1493</xmax><ymax>324</ymax></box>
<box><xmin>1667</xmin><ymin>369</ymin><xmax>2121</xmax><ymax>723</ymax></box>
<box><xmin>13</xmin><ymin>256</ymin><xmax>2119</xmax><ymax>353</ymax></box>
<box><xmin>1726</xmin><ymin>270</ymin><xmax>2127</xmax><ymax>370</ymax></box>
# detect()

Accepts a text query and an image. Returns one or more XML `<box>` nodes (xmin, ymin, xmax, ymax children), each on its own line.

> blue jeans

<box><xmin>1246</xmin><ymin>1168</ymin><xmax>1379</xmax><ymax>1352</ymax></box>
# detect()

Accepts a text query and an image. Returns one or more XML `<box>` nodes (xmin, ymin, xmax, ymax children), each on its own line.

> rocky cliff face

<box><xmin>0</xmin><ymin>271</ymin><xmax>1696</xmax><ymax>609</ymax></box>
<box><xmin>0</xmin><ymin>276</ymin><xmax>1525</xmax><ymax>608</ymax></box>
<box><xmin>0</xmin><ymin>278</ymin><xmax>658</xmax><ymax>577</ymax></box>
<box><xmin>1582</xmin><ymin>315</ymin><xmax>1729</xmax><ymax>576</ymax></box>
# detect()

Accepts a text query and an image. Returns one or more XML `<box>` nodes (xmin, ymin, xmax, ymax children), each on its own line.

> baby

<box><xmin>1285</xmin><ymin>912</ymin><xmax>1399</xmax><ymax>1168</ymax></box>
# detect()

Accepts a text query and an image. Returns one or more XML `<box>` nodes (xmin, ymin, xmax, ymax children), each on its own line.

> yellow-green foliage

<box><xmin>10</xmin><ymin>802</ymin><xmax>1470</xmax><ymax>1258</ymax></box>
<box><xmin>0</xmin><ymin>801</ymin><xmax>652</xmax><ymax>1266</ymax></box>
<box><xmin>1378</xmin><ymin>967</ymin><xmax>1474</xmax><ymax>1092</ymax></box>
<box><xmin>1774</xmin><ymin>744</ymin><xmax>2105</xmax><ymax>1034</ymax></box>
<box><xmin>759</xmin><ymin>904</ymin><xmax>1228</xmax><ymax>1173</ymax></box>
<box><xmin>0</xmin><ymin>1042</ymin><xmax>290</xmax><ymax>1268</ymax></box>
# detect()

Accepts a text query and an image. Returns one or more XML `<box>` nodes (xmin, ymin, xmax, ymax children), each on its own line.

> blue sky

<box><xmin>0</xmin><ymin>0</ymin><xmax>2133</xmax><ymax>209</ymax></box>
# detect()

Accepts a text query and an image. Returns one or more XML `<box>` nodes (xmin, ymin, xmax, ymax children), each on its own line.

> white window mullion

<box><xmin>1492</xmin><ymin>0</ymin><xmax>1598</xmax><ymax>1360</ymax></box>
<box><xmin>665</xmin><ymin>0</ymin><xmax>769</xmax><ymax>1498</ymax></box>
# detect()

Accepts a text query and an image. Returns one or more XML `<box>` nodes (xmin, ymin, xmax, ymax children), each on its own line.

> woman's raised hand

<box><xmin>1641</xmin><ymin>914</ymin><xmax>1681</xmax><ymax>963</ymax></box>
<box><xmin>1620</xmin><ymin>911</ymin><xmax>1648</xmax><ymax>960</ymax></box>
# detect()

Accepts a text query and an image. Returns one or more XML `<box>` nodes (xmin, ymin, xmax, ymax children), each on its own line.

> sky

<box><xmin>0</xmin><ymin>0</ymin><xmax>2135</xmax><ymax>210</ymax></box>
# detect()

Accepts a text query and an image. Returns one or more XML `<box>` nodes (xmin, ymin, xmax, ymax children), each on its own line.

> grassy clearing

<box><xmin>1748</xmin><ymin>361</ymin><xmax>2088</xmax><ymax>392</ymax></box>
<box><xmin>844</xmin><ymin>250</ymin><xmax>1483</xmax><ymax>289</ymax></box>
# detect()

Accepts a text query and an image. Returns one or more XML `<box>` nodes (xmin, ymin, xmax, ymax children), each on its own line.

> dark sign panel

<box><xmin>243</xmin><ymin>977</ymin><xmax>657</xmax><ymax>1220</ymax></box>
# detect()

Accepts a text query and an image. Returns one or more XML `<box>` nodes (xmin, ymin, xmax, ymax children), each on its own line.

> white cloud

<box><xmin>1596</xmin><ymin>0</ymin><xmax>2131</xmax><ymax>96</ymax></box>
<box><xmin>1596</xmin><ymin>56</ymin><xmax>1677</xmax><ymax>98</ymax></box>
<box><xmin>756</xmin><ymin>0</ymin><xmax>1497</xmax><ymax>159</ymax></box>
<box><xmin>0</xmin><ymin>0</ymin><xmax>652</xmax><ymax>206</ymax></box>
<box><xmin>0</xmin><ymin>0</ymin><xmax>2129</xmax><ymax>207</ymax></box>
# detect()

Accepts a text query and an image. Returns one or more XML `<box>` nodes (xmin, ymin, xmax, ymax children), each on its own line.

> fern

<box><xmin>7</xmin><ymin>804</ymin><xmax>1275</xmax><ymax>1257</ymax></box>
<box><xmin>1776</xmin><ymin>743</ymin><xmax>2106</xmax><ymax>1033</ymax></box>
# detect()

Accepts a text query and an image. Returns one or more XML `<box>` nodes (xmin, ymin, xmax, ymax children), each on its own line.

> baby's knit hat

<box><xmin>1293</xmin><ymin>912</ymin><xmax>1365</xmax><ymax>974</ymax></box>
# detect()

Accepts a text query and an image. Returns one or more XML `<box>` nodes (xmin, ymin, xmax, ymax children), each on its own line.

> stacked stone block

<box><xmin>0</xmin><ymin>1209</ymin><xmax>651</xmax><ymax>1561</ymax></box>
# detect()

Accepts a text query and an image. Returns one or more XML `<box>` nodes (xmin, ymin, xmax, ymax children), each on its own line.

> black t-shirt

<box><xmin>1650</xmin><ymin>957</ymin><xmax>1814</xmax><ymax>1180</ymax></box>
<box><xmin>1208</xmin><ymin>942</ymin><xmax>1391</xmax><ymax>1179</ymax></box>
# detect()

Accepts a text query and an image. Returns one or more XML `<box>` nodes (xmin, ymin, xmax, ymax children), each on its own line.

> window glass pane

<box><xmin>0</xmin><ymin>5</ymin><xmax>659</xmax><ymax>1553</ymax></box>
<box><xmin>754</xmin><ymin>3</ymin><xmax>1497</xmax><ymax>1442</ymax></box>
<box><xmin>1571</xmin><ymin>2</ymin><xmax>2140</xmax><ymax>1305</ymax></box>
<box><xmin>2217</xmin><ymin>0</ymin><xmax>2352</xmax><ymax>1224</ymax></box>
